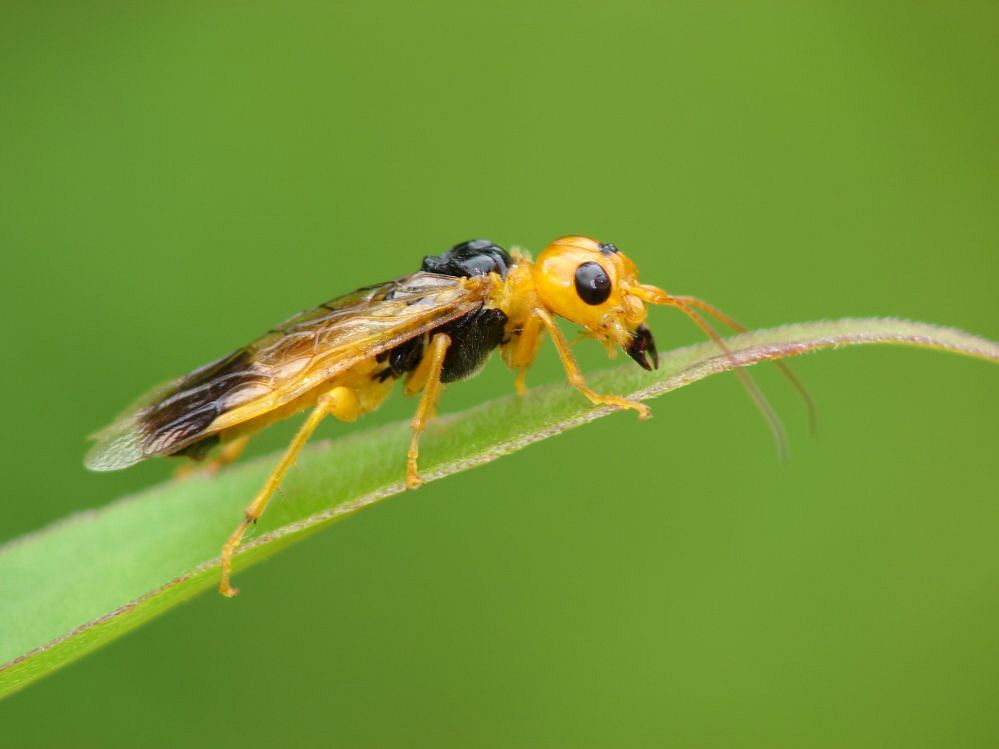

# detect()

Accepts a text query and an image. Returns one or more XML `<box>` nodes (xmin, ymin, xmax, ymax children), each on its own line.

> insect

<box><xmin>86</xmin><ymin>235</ymin><xmax>811</xmax><ymax>597</ymax></box>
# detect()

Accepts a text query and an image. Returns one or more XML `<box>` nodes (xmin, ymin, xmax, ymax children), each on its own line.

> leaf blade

<box><xmin>1</xmin><ymin>318</ymin><xmax>996</xmax><ymax>698</ymax></box>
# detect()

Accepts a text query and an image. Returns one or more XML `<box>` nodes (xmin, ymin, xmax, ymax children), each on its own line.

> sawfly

<box><xmin>87</xmin><ymin>235</ymin><xmax>811</xmax><ymax>596</ymax></box>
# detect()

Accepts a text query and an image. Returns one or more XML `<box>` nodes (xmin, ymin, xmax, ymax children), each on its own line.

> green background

<box><xmin>1</xmin><ymin>1</ymin><xmax>996</xmax><ymax>746</ymax></box>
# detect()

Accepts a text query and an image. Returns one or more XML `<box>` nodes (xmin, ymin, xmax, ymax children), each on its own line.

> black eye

<box><xmin>574</xmin><ymin>261</ymin><xmax>611</xmax><ymax>305</ymax></box>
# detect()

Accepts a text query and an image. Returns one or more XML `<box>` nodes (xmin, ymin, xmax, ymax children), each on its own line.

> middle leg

<box><xmin>403</xmin><ymin>332</ymin><xmax>451</xmax><ymax>489</ymax></box>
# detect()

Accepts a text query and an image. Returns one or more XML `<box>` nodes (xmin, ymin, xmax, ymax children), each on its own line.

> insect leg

<box><xmin>502</xmin><ymin>315</ymin><xmax>544</xmax><ymax>396</ymax></box>
<box><xmin>533</xmin><ymin>308</ymin><xmax>651</xmax><ymax>419</ymax></box>
<box><xmin>174</xmin><ymin>434</ymin><xmax>252</xmax><ymax>479</ymax></box>
<box><xmin>514</xmin><ymin>368</ymin><xmax>529</xmax><ymax>396</ymax></box>
<box><xmin>218</xmin><ymin>385</ymin><xmax>361</xmax><ymax>598</ymax></box>
<box><xmin>404</xmin><ymin>332</ymin><xmax>451</xmax><ymax>490</ymax></box>
<box><xmin>215</xmin><ymin>435</ymin><xmax>252</xmax><ymax>466</ymax></box>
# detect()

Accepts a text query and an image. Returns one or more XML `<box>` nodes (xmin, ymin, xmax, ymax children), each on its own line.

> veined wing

<box><xmin>85</xmin><ymin>272</ymin><xmax>492</xmax><ymax>471</ymax></box>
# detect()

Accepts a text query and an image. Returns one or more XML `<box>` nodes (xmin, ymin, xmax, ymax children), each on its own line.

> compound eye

<box><xmin>574</xmin><ymin>261</ymin><xmax>611</xmax><ymax>305</ymax></box>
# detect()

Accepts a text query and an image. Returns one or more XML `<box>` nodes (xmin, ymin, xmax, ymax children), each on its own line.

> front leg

<box><xmin>403</xmin><ymin>332</ymin><xmax>452</xmax><ymax>489</ymax></box>
<box><xmin>533</xmin><ymin>308</ymin><xmax>651</xmax><ymax>419</ymax></box>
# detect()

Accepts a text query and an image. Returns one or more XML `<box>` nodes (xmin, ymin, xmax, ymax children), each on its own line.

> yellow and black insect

<box><xmin>87</xmin><ymin>235</ymin><xmax>810</xmax><ymax>596</ymax></box>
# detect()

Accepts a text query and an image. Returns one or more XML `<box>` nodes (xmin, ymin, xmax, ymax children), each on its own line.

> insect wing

<box><xmin>85</xmin><ymin>273</ymin><xmax>490</xmax><ymax>471</ymax></box>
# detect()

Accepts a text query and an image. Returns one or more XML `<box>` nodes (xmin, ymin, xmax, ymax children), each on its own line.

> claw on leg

<box><xmin>219</xmin><ymin>520</ymin><xmax>249</xmax><ymax>597</ymax></box>
<box><xmin>583</xmin><ymin>390</ymin><xmax>651</xmax><ymax>419</ymax></box>
<box><xmin>406</xmin><ymin>461</ymin><xmax>424</xmax><ymax>490</ymax></box>
<box><xmin>514</xmin><ymin>368</ymin><xmax>529</xmax><ymax>396</ymax></box>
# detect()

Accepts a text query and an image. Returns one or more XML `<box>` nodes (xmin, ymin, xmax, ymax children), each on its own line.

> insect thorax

<box><xmin>375</xmin><ymin>240</ymin><xmax>516</xmax><ymax>385</ymax></box>
<box><xmin>420</xmin><ymin>239</ymin><xmax>512</xmax><ymax>279</ymax></box>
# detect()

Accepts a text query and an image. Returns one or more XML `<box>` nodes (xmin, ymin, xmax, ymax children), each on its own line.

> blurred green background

<box><xmin>1</xmin><ymin>1</ymin><xmax>996</xmax><ymax>746</ymax></box>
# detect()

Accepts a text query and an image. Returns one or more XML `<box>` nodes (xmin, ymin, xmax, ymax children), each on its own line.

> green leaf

<box><xmin>1</xmin><ymin>318</ymin><xmax>995</xmax><ymax>698</ymax></box>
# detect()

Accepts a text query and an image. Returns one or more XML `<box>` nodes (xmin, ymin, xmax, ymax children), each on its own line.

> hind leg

<box><xmin>174</xmin><ymin>435</ymin><xmax>251</xmax><ymax>479</ymax></box>
<box><xmin>218</xmin><ymin>386</ymin><xmax>361</xmax><ymax>598</ymax></box>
